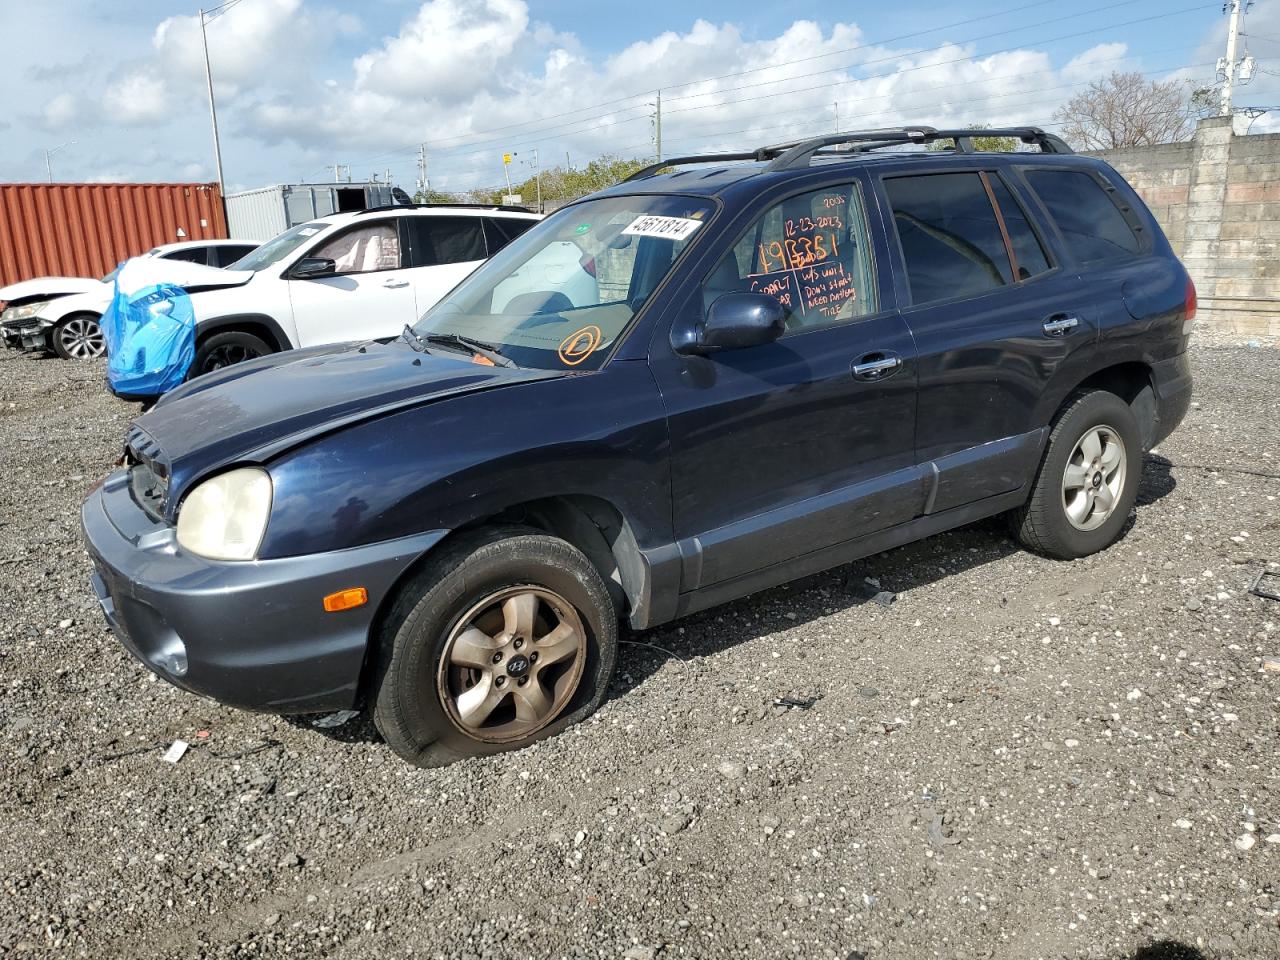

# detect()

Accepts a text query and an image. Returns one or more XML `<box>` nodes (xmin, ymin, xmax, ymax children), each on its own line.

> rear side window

<box><xmin>212</xmin><ymin>244</ymin><xmax>256</xmax><ymax>268</ymax></box>
<box><xmin>885</xmin><ymin>172</ymin><xmax>1013</xmax><ymax>304</ymax></box>
<box><xmin>161</xmin><ymin>247</ymin><xmax>211</xmax><ymax>265</ymax></box>
<box><xmin>986</xmin><ymin>176</ymin><xmax>1051</xmax><ymax>280</ymax></box>
<box><xmin>484</xmin><ymin>217</ymin><xmax>536</xmax><ymax>252</ymax></box>
<box><xmin>407</xmin><ymin>217</ymin><xmax>487</xmax><ymax>267</ymax></box>
<box><xmin>1025</xmin><ymin>169</ymin><xmax>1141</xmax><ymax>263</ymax></box>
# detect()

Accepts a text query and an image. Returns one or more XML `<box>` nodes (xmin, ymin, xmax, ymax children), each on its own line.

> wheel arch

<box><xmin>355</xmin><ymin>494</ymin><xmax>647</xmax><ymax>706</ymax></box>
<box><xmin>196</xmin><ymin>313</ymin><xmax>288</xmax><ymax>353</ymax></box>
<box><xmin>1066</xmin><ymin>360</ymin><xmax>1158</xmax><ymax>450</ymax></box>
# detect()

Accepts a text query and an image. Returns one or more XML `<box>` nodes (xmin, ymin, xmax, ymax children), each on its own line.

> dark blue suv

<box><xmin>82</xmin><ymin>126</ymin><xmax>1194</xmax><ymax>766</ymax></box>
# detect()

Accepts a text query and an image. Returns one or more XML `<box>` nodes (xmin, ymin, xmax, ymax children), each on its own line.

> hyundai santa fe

<box><xmin>81</xmin><ymin>126</ymin><xmax>1194</xmax><ymax>767</ymax></box>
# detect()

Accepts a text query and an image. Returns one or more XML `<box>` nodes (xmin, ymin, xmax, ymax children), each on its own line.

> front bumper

<box><xmin>1151</xmin><ymin>351</ymin><xmax>1192</xmax><ymax>448</ymax></box>
<box><xmin>1</xmin><ymin>319</ymin><xmax>50</xmax><ymax>353</ymax></box>
<box><xmin>81</xmin><ymin>468</ymin><xmax>448</xmax><ymax>713</ymax></box>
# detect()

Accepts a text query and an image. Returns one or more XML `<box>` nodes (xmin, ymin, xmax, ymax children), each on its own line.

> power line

<box><xmin>328</xmin><ymin>0</ymin><xmax>1152</xmax><ymax>173</ymax></box>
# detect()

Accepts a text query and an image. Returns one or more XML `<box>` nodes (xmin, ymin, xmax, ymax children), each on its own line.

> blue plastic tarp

<box><xmin>102</xmin><ymin>259</ymin><xmax>196</xmax><ymax>397</ymax></box>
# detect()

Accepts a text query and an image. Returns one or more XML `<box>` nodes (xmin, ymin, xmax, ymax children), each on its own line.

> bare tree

<box><xmin>1053</xmin><ymin>71</ymin><xmax>1193</xmax><ymax>150</ymax></box>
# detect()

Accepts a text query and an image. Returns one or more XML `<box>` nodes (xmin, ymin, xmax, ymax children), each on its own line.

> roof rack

<box><xmin>623</xmin><ymin>126</ymin><xmax>1072</xmax><ymax>181</ymax></box>
<box><xmin>355</xmin><ymin>202</ymin><xmax>535</xmax><ymax>216</ymax></box>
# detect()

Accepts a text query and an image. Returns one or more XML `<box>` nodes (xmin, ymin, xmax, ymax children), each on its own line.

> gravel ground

<box><xmin>0</xmin><ymin>341</ymin><xmax>1277</xmax><ymax>960</ymax></box>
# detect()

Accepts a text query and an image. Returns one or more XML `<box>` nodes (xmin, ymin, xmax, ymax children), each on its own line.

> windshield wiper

<box><xmin>423</xmin><ymin>332</ymin><xmax>518</xmax><ymax>368</ymax></box>
<box><xmin>400</xmin><ymin>324</ymin><xmax>427</xmax><ymax>352</ymax></box>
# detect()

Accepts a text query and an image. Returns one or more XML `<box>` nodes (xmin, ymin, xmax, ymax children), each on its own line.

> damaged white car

<box><xmin>0</xmin><ymin>239</ymin><xmax>257</xmax><ymax>359</ymax></box>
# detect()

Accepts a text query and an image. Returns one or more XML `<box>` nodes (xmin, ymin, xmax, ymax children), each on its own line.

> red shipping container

<box><xmin>0</xmin><ymin>182</ymin><xmax>227</xmax><ymax>289</ymax></box>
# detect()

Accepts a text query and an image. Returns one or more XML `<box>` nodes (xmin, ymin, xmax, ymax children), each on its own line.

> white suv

<box><xmin>1</xmin><ymin>239</ymin><xmax>257</xmax><ymax>359</ymax></box>
<box><xmin>165</xmin><ymin>205</ymin><xmax>566</xmax><ymax>377</ymax></box>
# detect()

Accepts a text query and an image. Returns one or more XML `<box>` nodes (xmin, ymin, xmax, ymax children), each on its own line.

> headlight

<box><xmin>175</xmin><ymin>467</ymin><xmax>272</xmax><ymax>561</ymax></box>
<box><xmin>2</xmin><ymin>301</ymin><xmax>50</xmax><ymax>322</ymax></box>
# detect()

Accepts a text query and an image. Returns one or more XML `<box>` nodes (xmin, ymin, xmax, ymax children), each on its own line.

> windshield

<box><xmin>227</xmin><ymin>222</ymin><xmax>326</xmax><ymax>272</ymax></box>
<box><xmin>412</xmin><ymin>195</ymin><xmax>715</xmax><ymax>371</ymax></box>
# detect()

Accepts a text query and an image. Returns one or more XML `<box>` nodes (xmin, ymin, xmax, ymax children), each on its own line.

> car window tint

<box><xmin>706</xmin><ymin>183</ymin><xmax>877</xmax><ymax>333</ymax></box>
<box><xmin>986</xmin><ymin>175</ymin><xmax>1051</xmax><ymax>280</ymax></box>
<box><xmin>162</xmin><ymin>247</ymin><xmax>211</xmax><ymax>265</ymax></box>
<box><xmin>885</xmin><ymin>172</ymin><xmax>1013</xmax><ymax>305</ymax></box>
<box><xmin>212</xmin><ymin>245</ymin><xmax>256</xmax><ymax>268</ymax></box>
<box><xmin>484</xmin><ymin>217</ymin><xmax>536</xmax><ymax>251</ymax></box>
<box><xmin>1025</xmin><ymin>169</ymin><xmax>1141</xmax><ymax>262</ymax></box>
<box><xmin>314</xmin><ymin>222</ymin><xmax>402</xmax><ymax>274</ymax></box>
<box><xmin>407</xmin><ymin>217</ymin><xmax>487</xmax><ymax>267</ymax></box>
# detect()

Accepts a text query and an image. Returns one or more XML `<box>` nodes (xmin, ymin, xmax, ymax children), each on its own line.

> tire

<box><xmin>192</xmin><ymin>330</ymin><xmax>271</xmax><ymax>377</ymax></box>
<box><xmin>51</xmin><ymin>314</ymin><xmax>106</xmax><ymax>360</ymax></box>
<box><xmin>371</xmin><ymin>526</ymin><xmax>618</xmax><ymax>767</ymax></box>
<box><xmin>1011</xmin><ymin>389</ymin><xmax>1143</xmax><ymax>560</ymax></box>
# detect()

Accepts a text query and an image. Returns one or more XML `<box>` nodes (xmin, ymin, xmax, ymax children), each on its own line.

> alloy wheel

<box><xmin>1061</xmin><ymin>424</ymin><xmax>1126</xmax><ymax>532</ymax></box>
<box><xmin>57</xmin><ymin>317</ymin><xmax>106</xmax><ymax>359</ymax></box>
<box><xmin>437</xmin><ymin>586</ymin><xmax>587</xmax><ymax>743</ymax></box>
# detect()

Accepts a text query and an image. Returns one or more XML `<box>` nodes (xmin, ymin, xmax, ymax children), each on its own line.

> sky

<box><xmin>2</xmin><ymin>0</ymin><xmax>1278</xmax><ymax>195</ymax></box>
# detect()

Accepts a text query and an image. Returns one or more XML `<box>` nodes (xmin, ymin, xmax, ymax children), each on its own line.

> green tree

<box><xmin>927</xmin><ymin>125</ymin><xmax>1020</xmax><ymax>153</ymax></box>
<box><xmin>412</xmin><ymin>188</ymin><xmax>463</xmax><ymax>204</ymax></box>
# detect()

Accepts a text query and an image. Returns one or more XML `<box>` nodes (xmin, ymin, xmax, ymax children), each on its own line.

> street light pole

<box><xmin>199</xmin><ymin>8</ymin><xmax>226</xmax><ymax>194</ymax></box>
<box><xmin>44</xmin><ymin>141</ymin><xmax>76</xmax><ymax>183</ymax></box>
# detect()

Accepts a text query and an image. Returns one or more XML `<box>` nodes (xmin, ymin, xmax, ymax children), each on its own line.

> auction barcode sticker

<box><xmin>621</xmin><ymin>215</ymin><xmax>704</xmax><ymax>241</ymax></box>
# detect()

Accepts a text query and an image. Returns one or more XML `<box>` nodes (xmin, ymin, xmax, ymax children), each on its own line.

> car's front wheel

<box><xmin>371</xmin><ymin>527</ymin><xmax>618</xmax><ymax>767</ymax></box>
<box><xmin>192</xmin><ymin>330</ymin><xmax>270</xmax><ymax>377</ymax></box>
<box><xmin>51</xmin><ymin>314</ymin><xmax>106</xmax><ymax>360</ymax></box>
<box><xmin>1011</xmin><ymin>389</ymin><xmax>1142</xmax><ymax>559</ymax></box>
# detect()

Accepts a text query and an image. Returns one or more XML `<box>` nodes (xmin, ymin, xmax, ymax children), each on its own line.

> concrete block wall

<box><xmin>1088</xmin><ymin>117</ymin><xmax>1280</xmax><ymax>338</ymax></box>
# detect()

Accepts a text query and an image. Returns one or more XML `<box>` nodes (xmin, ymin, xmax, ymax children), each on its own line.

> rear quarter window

<box><xmin>1024</xmin><ymin>169</ymin><xmax>1143</xmax><ymax>264</ymax></box>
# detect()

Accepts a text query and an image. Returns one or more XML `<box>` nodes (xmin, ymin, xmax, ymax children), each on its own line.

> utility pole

<box><xmin>834</xmin><ymin>101</ymin><xmax>839</xmax><ymax>133</ymax></box>
<box><xmin>655</xmin><ymin>89</ymin><xmax>663</xmax><ymax>161</ymax></box>
<box><xmin>44</xmin><ymin>141</ymin><xmax>75</xmax><ymax>183</ymax></box>
<box><xmin>198</xmin><ymin>9</ymin><xmax>226</xmax><ymax>195</ymax></box>
<box><xmin>416</xmin><ymin>143</ymin><xmax>429</xmax><ymax>194</ymax></box>
<box><xmin>531</xmin><ymin>147</ymin><xmax>542</xmax><ymax>213</ymax></box>
<box><xmin>1218</xmin><ymin>0</ymin><xmax>1255</xmax><ymax>117</ymax></box>
<box><xmin>331</xmin><ymin>163</ymin><xmax>349</xmax><ymax>183</ymax></box>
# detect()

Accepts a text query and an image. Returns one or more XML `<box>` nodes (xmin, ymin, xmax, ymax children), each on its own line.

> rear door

<box><xmin>877</xmin><ymin>167</ymin><xmax>1095</xmax><ymax>514</ymax></box>
<box><xmin>403</xmin><ymin>215</ymin><xmax>489</xmax><ymax>316</ymax></box>
<box><xmin>286</xmin><ymin>217</ymin><xmax>419</xmax><ymax>346</ymax></box>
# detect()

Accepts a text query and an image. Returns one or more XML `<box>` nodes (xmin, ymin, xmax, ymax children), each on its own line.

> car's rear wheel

<box><xmin>371</xmin><ymin>526</ymin><xmax>618</xmax><ymax>767</ymax></box>
<box><xmin>1011</xmin><ymin>389</ymin><xmax>1142</xmax><ymax>559</ymax></box>
<box><xmin>192</xmin><ymin>331</ymin><xmax>270</xmax><ymax>377</ymax></box>
<box><xmin>52</xmin><ymin>314</ymin><xmax>106</xmax><ymax>360</ymax></box>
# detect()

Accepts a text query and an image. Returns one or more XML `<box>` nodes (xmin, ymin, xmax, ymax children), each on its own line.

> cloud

<box><xmin>102</xmin><ymin>70</ymin><xmax>171</xmax><ymax>125</ymax></box>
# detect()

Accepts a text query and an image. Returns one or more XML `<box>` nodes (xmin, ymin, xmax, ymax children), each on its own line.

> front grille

<box><xmin>125</xmin><ymin>425</ymin><xmax>169</xmax><ymax>520</ymax></box>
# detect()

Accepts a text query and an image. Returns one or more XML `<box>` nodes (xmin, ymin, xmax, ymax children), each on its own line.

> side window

<box><xmin>704</xmin><ymin>183</ymin><xmax>877</xmax><ymax>332</ymax></box>
<box><xmin>161</xmin><ymin>247</ymin><xmax>210</xmax><ymax>265</ymax></box>
<box><xmin>986</xmin><ymin>176</ymin><xmax>1051</xmax><ymax>280</ymax></box>
<box><xmin>313</xmin><ymin>222</ymin><xmax>402</xmax><ymax>274</ymax></box>
<box><xmin>484</xmin><ymin>217</ymin><xmax>536</xmax><ymax>253</ymax></box>
<box><xmin>212</xmin><ymin>245</ymin><xmax>256</xmax><ymax>268</ymax></box>
<box><xmin>1025</xmin><ymin>169</ymin><xmax>1141</xmax><ymax>263</ymax></box>
<box><xmin>884</xmin><ymin>172</ymin><xmax>1012</xmax><ymax>305</ymax></box>
<box><xmin>407</xmin><ymin>217</ymin><xmax>487</xmax><ymax>268</ymax></box>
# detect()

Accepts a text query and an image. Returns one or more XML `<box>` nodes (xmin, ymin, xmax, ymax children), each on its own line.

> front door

<box><xmin>287</xmin><ymin>218</ymin><xmax>419</xmax><ymax>346</ymax></box>
<box><xmin>649</xmin><ymin>179</ymin><xmax>920</xmax><ymax>590</ymax></box>
<box><xmin>877</xmin><ymin>167</ymin><xmax>1096</xmax><ymax>514</ymax></box>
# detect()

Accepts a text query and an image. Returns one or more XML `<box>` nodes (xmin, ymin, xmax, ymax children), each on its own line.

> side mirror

<box><xmin>674</xmin><ymin>292</ymin><xmax>786</xmax><ymax>356</ymax></box>
<box><xmin>290</xmin><ymin>257</ymin><xmax>336</xmax><ymax>280</ymax></box>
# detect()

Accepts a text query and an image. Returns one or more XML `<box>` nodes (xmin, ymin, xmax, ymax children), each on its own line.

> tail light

<box><xmin>579</xmin><ymin>254</ymin><xmax>597</xmax><ymax>278</ymax></box>
<box><xmin>1183</xmin><ymin>277</ymin><xmax>1197</xmax><ymax>336</ymax></box>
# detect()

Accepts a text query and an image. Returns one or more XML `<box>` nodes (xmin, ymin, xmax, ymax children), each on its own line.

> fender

<box><xmin>197</xmin><ymin>312</ymin><xmax>295</xmax><ymax>352</ymax></box>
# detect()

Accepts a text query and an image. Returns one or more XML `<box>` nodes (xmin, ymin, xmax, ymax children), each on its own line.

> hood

<box><xmin>113</xmin><ymin>257</ymin><xmax>254</xmax><ymax>296</ymax></box>
<box><xmin>131</xmin><ymin>340</ymin><xmax>560</xmax><ymax>513</ymax></box>
<box><xmin>0</xmin><ymin>276</ymin><xmax>102</xmax><ymax>304</ymax></box>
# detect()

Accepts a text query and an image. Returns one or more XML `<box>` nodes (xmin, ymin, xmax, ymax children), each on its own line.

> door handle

<box><xmin>383</xmin><ymin>278</ymin><xmax>410</xmax><ymax>289</ymax></box>
<box><xmin>1042</xmin><ymin>315</ymin><xmax>1079</xmax><ymax>337</ymax></box>
<box><xmin>852</xmin><ymin>353</ymin><xmax>903</xmax><ymax>381</ymax></box>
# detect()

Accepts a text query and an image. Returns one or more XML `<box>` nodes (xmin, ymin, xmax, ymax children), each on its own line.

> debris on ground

<box><xmin>161</xmin><ymin>739</ymin><xmax>189</xmax><ymax>764</ymax></box>
<box><xmin>311</xmin><ymin>710</ymin><xmax>360</xmax><ymax>729</ymax></box>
